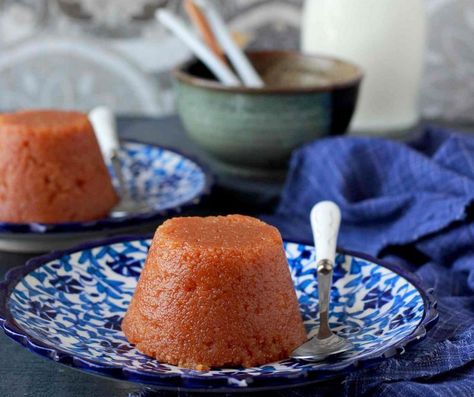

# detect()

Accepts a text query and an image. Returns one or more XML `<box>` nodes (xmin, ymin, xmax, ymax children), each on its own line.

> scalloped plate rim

<box><xmin>0</xmin><ymin>235</ymin><xmax>439</xmax><ymax>392</ymax></box>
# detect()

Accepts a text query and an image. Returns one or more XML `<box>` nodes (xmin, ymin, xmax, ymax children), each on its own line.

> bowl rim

<box><xmin>173</xmin><ymin>50</ymin><xmax>364</xmax><ymax>95</ymax></box>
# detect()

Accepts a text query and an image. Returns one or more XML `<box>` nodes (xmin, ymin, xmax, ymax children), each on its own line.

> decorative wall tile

<box><xmin>421</xmin><ymin>0</ymin><xmax>474</xmax><ymax>121</ymax></box>
<box><xmin>0</xmin><ymin>0</ymin><xmax>472</xmax><ymax>122</ymax></box>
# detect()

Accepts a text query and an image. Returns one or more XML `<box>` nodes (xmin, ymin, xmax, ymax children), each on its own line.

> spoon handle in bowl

<box><xmin>195</xmin><ymin>0</ymin><xmax>264</xmax><ymax>88</ymax></box>
<box><xmin>156</xmin><ymin>9</ymin><xmax>240</xmax><ymax>87</ymax></box>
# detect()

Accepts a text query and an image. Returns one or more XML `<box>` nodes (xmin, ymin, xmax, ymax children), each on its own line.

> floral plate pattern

<box><xmin>0</xmin><ymin>141</ymin><xmax>212</xmax><ymax>235</ymax></box>
<box><xmin>0</xmin><ymin>237</ymin><xmax>438</xmax><ymax>392</ymax></box>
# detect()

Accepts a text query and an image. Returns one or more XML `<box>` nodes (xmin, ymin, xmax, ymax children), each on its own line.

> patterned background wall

<box><xmin>0</xmin><ymin>0</ymin><xmax>472</xmax><ymax>121</ymax></box>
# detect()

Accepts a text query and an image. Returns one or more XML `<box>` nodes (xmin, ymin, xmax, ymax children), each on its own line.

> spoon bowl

<box><xmin>108</xmin><ymin>198</ymin><xmax>151</xmax><ymax>219</ymax></box>
<box><xmin>291</xmin><ymin>333</ymin><xmax>353</xmax><ymax>361</ymax></box>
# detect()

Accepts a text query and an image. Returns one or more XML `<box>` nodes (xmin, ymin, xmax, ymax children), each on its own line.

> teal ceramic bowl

<box><xmin>174</xmin><ymin>50</ymin><xmax>363</xmax><ymax>179</ymax></box>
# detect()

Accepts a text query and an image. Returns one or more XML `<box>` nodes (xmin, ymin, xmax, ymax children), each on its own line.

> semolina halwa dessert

<box><xmin>122</xmin><ymin>215</ymin><xmax>306</xmax><ymax>370</ymax></box>
<box><xmin>0</xmin><ymin>110</ymin><xmax>118</xmax><ymax>223</ymax></box>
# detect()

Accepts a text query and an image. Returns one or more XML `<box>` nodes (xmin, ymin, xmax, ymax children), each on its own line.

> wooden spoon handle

<box><xmin>184</xmin><ymin>0</ymin><xmax>227</xmax><ymax>66</ymax></box>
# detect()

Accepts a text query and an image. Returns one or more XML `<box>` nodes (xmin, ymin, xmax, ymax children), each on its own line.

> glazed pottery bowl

<box><xmin>173</xmin><ymin>50</ymin><xmax>363</xmax><ymax>178</ymax></box>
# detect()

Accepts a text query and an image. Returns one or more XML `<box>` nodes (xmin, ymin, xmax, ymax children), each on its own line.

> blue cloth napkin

<box><xmin>263</xmin><ymin>126</ymin><xmax>474</xmax><ymax>397</ymax></box>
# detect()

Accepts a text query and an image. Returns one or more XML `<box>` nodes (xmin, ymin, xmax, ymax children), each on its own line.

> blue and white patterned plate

<box><xmin>0</xmin><ymin>141</ymin><xmax>212</xmax><ymax>235</ymax></box>
<box><xmin>0</xmin><ymin>237</ymin><xmax>438</xmax><ymax>392</ymax></box>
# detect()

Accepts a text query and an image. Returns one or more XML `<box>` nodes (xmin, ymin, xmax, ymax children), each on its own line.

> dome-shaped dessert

<box><xmin>0</xmin><ymin>110</ymin><xmax>118</xmax><ymax>223</ymax></box>
<box><xmin>122</xmin><ymin>215</ymin><xmax>306</xmax><ymax>369</ymax></box>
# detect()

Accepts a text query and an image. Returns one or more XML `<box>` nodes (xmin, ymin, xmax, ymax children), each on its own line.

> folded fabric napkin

<box><xmin>263</xmin><ymin>126</ymin><xmax>474</xmax><ymax>397</ymax></box>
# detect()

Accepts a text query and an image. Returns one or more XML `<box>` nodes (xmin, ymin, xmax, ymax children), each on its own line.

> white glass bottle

<box><xmin>302</xmin><ymin>0</ymin><xmax>426</xmax><ymax>134</ymax></box>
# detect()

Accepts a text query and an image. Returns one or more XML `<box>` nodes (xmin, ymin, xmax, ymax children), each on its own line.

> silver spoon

<box><xmin>291</xmin><ymin>201</ymin><xmax>353</xmax><ymax>361</ymax></box>
<box><xmin>88</xmin><ymin>106</ymin><xmax>151</xmax><ymax>218</ymax></box>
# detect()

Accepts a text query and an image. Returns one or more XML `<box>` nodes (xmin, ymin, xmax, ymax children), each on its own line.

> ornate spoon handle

<box><xmin>310</xmin><ymin>201</ymin><xmax>341</xmax><ymax>339</ymax></box>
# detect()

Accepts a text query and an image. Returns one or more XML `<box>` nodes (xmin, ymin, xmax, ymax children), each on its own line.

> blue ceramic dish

<box><xmin>0</xmin><ymin>236</ymin><xmax>438</xmax><ymax>393</ymax></box>
<box><xmin>0</xmin><ymin>141</ymin><xmax>212</xmax><ymax>234</ymax></box>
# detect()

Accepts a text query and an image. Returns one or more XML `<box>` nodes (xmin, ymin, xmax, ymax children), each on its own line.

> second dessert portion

<box><xmin>122</xmin><ymin>215</ymin><xmax>307</xmax><ymax>370</ymax></box>
<box><xmin>0</xmin><ymin>110</ymin><xmax>118</xmax><ymax>223</ymax></box>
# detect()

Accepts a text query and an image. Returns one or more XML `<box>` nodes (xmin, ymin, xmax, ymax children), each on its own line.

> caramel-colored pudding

<box><xmin>0</xmin><ymin>110</ymin><xmax>118</xmax><ymax>223</ymax></box>
<box><xmin>122</xmin><ymin>215</ymin><xmax>306</xmax><ymax>370</ymax></box>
